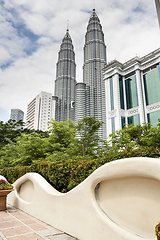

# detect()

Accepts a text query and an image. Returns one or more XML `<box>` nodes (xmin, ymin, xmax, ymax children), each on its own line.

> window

<box><xmin>110</xmin><ymin>77</ymin><xmax>114</xmax><ymax>110</ymax></box>
<box><xmin>111</xmin><ymin>117</ymin><xmax>115</xmax><ymax>133</ymax></box>
<box><xmin>147</xmin><ymin>110</ymin><xmax>160</xmax><ymax>127</ymax></box>
<box><xmin>143</xmin><ymin>65</ymin><xmax>160</xmax><ymax>105</ymax></box>
<box><xmin>121</xmin><ymin>117</ymin><xmax>125</xmax><ymax>129</ymax></box>
<box><xmin>128</xmin><ymin>114</ymin><xmax>140</xmax><ymax>125</ymax></box>
<box><xmin>119</xmin><ymin>75</ymin><xmax>124</xmax><ymax>109</ymax></box>
<box><xmin>125</xmin><ymin>75</ymin><xmax>138</xmax><ymax>109</ymax></box>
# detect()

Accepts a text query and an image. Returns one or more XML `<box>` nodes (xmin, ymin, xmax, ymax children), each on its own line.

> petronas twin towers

<box><xmin>54</xmin><ymin>9</ymin><xmax>107</xmax><ymax>139</ymax></box>
<box><xmin>54</xmin><ymin>29</ymin><xmax>76</xmax><ymax>122</ymax></box>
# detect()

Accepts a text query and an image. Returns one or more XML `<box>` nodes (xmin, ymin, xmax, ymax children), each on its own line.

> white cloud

<box><xmin>0</xmin><ymin>4</ymin><xmax>28</xmax><ymax>66</ymax></box>
<box><xmin>0</xmin><ymin>47</ymin><xmax>11</xmax><ymax>65</ymax></box>
<box><xmin>0</xmin><ymin>0</ymin><xmax>159</xmax><ymax>122</ymax></box>
<box><xmin>21</xmin><ymin>12</ymin><xmax>49</xmax><ymax>36</ymax></box>
<box><xmin>38</xmin><ymin>37</ymin><xmax>52</xmax><ymax>45</ymax></box>
<box><xmin>0</xmin><ymin>43</ymin><xmax>57</xmax><ymax>120</ymax></box>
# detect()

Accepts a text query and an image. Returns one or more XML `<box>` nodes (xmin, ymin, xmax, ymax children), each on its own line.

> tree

<box><xmin>0</xmin><ymin>119</ymin><xmax>49</xmax><ymax>148</ymax></box>
<box><xmin>0</xmin><ymin>138</ymin><xmax>19</xmax><ymax>168</ymax></box>
<box><xmin>48</xmin><ymin>119</ymin><xmax>77</xmax><ymax>154</ymax></box>
<box><xmin>144</xmin><ymin>119</ymin><xmax>160</xmax><ymax>149</ymax></box>
<box><xmin>0</xmin><ymin>129</ymin><xmax>50</xmax><ymax>167</ymax></box>
<box><xmin>0</xmin><ymin>119</ymin><xmax>24</xmax><ymax>147</ymax></box>
<box><xmin>108</xmin><ymin>123</ymin><xmax>152</xmax><ymax>152</ymax></box>
<box><xmin>106</xmin><ymin>120</ymin><xmax>160</xmax><ymax>156</ymax></box>
<box><xmin>76</xmin><ymin>116</ymin><xmax>102</xmax><ymax>156</ymax></box>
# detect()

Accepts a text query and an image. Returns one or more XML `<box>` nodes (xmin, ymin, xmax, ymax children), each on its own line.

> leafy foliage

<box><xmin>0</xmin><ymin>119</ymin><xmax>48</xmax><ymax>148</ymax></box>
<box><xmin>0</xmin><ymin>179</ymin><xmax>13</xmax><ymax>190</ymax></box>
<box><xmin>0</xmin><ymin>118</ymin><xmax>160</xmax><ymax>193</ymax></box>
<box><xmin>76</xmin><ymin>116</ymin><xmax>103</xmax><ymax>156</ymax></box>
<box><xmin>155</xmin><ymin>222</ymin><xmax>160</xmax><ymax>240</ymax></box>
<box><xmin>47</xmin><ymin>119</ymin><xmax>78</xmax><ymax>156</ymax></box>
<box><xmin>107</xmin><ymin>121</ymin><xmax>160</xmax><ymax>152</ymax></box>
<box><xmin>0</xmin><ymin>119</ymin><xmax>24</xmax><ymax>147</ymax></box>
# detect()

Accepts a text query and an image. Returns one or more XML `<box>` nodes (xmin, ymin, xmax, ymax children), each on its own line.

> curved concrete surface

<box><xmin>7</xmin><ymin>157</ymin><xmax>160</xmax><ymax>240</ymax></box>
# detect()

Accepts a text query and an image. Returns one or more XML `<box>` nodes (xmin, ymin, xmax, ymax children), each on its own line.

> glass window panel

<box><xmin>119</xmin><ymin>75</ymin><xmax>124</xmax><ymax>109</ymax></box>
<box><xmin>143</xmin><ymin>65</ymin><xmax>160</xmax><ymax>105</ymax></box>
<box><xmin>110</xmin><ymin>77</ymin><xmax>114</xmax><ymax>110</ymax></box>
<box><xmin>121</xmin><ymin>116</ymin><xmax>125</xmax><ymax>129</ymax></box>
<box><xmin>147</xmin><ymin>110</ymin><xmax>160</xmax><ymax>127</ymax></box>
<box><xmin>125</xmin><ymin>75</ymin><xmax>138</xmax><ymax>109</ymax></box>
<box><xmin>111</xmin><ymin>117</ymin><xmax>115</xmax><ymax>133</ymax></box>
<box><xmin>128</xmin><ymin>114</ymin><xmax>140</xmax><ymax>126</ymax></box>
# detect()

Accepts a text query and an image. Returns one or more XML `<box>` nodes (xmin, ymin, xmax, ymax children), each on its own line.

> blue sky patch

<box><xmin>81</xmin><ymin>9</ymin><xmax>93</xmax><ymax>14</ymax></box>
<box><xmin>124</xmin><ymin>17</ymin><xmax>132</xmax><ymax>24</ymax></box>
<box><xmin>2</xmin><ymin>3</ymin><xmax>40</xmax><ymax>57</ymax></box>
<box><xmin>16</xmin><ymin>25</ymin><xmax>40</xmax><ymax>56</ymax></box>
<box><xmin>1</xmin><ymin>62</ymin><xmax>13</xmax><ymax>70</ymax></box>
<box><xmin>133</xmin><ymin>6</ymin><xmax>144</xmax><ymax>13</ymax></box>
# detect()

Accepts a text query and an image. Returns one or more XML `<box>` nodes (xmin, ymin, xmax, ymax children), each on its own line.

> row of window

<box><xmin>111</xmin><ymin>115</ymin><xmax>140</xmax><ymax>132</ymax></box>
<box><xmin>117</xmin><ymin>111</ymin><xmax>160</xmax><ymax>129</ymax></box>
<box><xmin>110</xmin><ymin>65</ymin><xmax>160</xmax><ymax>111</ymax></box>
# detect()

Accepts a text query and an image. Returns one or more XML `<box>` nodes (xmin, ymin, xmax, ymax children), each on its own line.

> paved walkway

<box><xmin>0</xmin><ymin>204</ymin><xmax>78</xmax><ymax>240</ymax></box>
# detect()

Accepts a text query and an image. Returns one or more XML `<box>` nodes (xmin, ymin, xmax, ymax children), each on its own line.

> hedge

<box><xmin>0</xmin><ymin>146</ymin><xmax>160</xmax><ymax>192</ymax></box>
<box><xmin>0</xmin><ymin>159</ymin><xmax>102</xmax><ymax>192</ymax></box>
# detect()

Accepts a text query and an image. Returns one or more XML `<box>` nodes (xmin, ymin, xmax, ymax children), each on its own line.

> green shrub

<box><xmin>0</xmin><ymin>146</ymin><xmax>160</xmax><ymax>193</ymax></box>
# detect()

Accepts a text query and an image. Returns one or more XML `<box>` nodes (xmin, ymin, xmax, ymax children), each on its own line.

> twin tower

<box><xmin>54</xmin><ymin>9</ymin><xmax>107</xmax><ymax>140</ymax></box>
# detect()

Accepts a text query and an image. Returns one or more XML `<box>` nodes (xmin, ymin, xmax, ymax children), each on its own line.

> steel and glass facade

<box><xmin>82</xmin><ymin>9</ymin><xmax>107</xmax><ymax>140</ymax></box>
<box><xmin>10</xmin><ymin>109</ymin><xmax>24</xmax><ymax>129</ymax></box>
<box><xmin>54</xmin><ymin>30</ymin><xmax>76</xmax><ymax>122</ymax></box>
<box><xmin>125</xmin><ymin>75</ymin><xmax>138</xmax><ymax>109</ymax></box>
<box><xmin>104</xmin><ymin>48</ymin><xmax>160</xmax><ymax>138</ymax></box>
<box><xmin>143</xmin><ymin>65</ymin><xmax>160</xmax><ymax>105</ymax></box>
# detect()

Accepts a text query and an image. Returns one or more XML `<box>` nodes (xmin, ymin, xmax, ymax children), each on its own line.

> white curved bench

<box><xmin>8</xmin><ymin>157</ymin><xmax>160</xmax><ymax>240</ymax></box>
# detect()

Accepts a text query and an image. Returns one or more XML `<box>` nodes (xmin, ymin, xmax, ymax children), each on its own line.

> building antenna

<box><xmin>67</xmin><ymin>20</ymin><xmax>69</xmax><ymax>31</ymax></box>
<box><xmin>93</xmin><ymin>0</ymin><xmax>96</xmax><ymax>10</ymax></box>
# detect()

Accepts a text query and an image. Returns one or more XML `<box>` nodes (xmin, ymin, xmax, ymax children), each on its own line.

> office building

<box><xmin>77</xmin><ymin>9</ymin><xmax>107</xmax><ymax>139</ymax></box>
<box><xmin>103</xmin><ymin>48</ymin><xmax>160</xmax><ymax>138</ymax></box>
<box><xmin>54</xmin><ymin>29</ymin><xmax>76</xmax><ymax>122</ymax></box>
<box><xmin>26</xmin><ymin>91</ymin><xmax>54</xmax><ymax>131</ymax></box>
<box><xmin>10</xmin><ymin>109</ymin><xmax>24</xmax><ymax>129</ymax></box>
<box><xmin>75</xmin><ymin>83</ymin><xmax>86</xmax><ymax>124</ymax></box>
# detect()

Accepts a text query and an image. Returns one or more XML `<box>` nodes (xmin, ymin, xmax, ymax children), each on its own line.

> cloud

<box><xmin>0</xmin><ymin>3</ymin><xmax>28</xmax><ymax>66</ymax></box>
<box><xmin>0</xmin><ymin>0</ymin><xmax>159</xmax><ymax>122</ymax></box>
<box><xmin>0</xmin><ymin>44</ymin><xmax>57</xmax><ymax>120</ymax></box>
<box><xmin>21</xmin><ymin>12</ymin><xmax>49</xmax><ymax>36</ymax></box>
<box><xmin>0</xmin><ymin>47</ymin><xmax>11</xmax><ymax>66</ymax></box>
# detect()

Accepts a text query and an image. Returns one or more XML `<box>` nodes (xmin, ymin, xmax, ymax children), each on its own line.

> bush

<box><xmin>0</xmin><ymin>146</ymin><xmax>160</xmax><ymax>193</ymax></box>
<box><xmin>0</xmin><ymin>158</ymin><xmax>104</xmax><ymax>192</ymax></box>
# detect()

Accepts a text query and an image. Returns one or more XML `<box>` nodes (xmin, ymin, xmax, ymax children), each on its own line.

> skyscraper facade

<box><xmin>26</xmin><ymin>91</ymin><xmax>54</xmax><ymax>131</ymax></box>
<box><xmin>103</xmin><ymin>48</ymin><xmax>160</xmax><ymax>138</ymax></box>
<box><xmin>10</xmin><ymin>109</ymin><xmax>24</xmax><ymax>129</ymax></box>
<box><xmin>75</xmin><ymin>83</ymin><xmax>86</xmax><ymax>124</ymax></box>
<box><xmin>54</xmin><ymin>29</ymin><xmax>76</xmax><ymax>122</ymax></box>
<box><xmin>82</xmin><ymin>9</ymin><xmax>107</xmax><ymax>139</ymax></box>
<box><xmin>10</xmin><ymin>109</ymin><xmax>24</xmax><ymax>122</ymax></box>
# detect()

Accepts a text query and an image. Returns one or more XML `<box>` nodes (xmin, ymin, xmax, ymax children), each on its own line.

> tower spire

<box><xmin>67</xmin><ymin>20</ymin><xmax>69</xmax><ymax>31</ymax></box>
<box><xmin>93</xmin><ymin>0</ymin><xmax>95</xmax><ymax>11</ymax></box>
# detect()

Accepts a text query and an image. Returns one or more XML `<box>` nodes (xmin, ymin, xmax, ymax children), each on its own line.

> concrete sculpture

<box><xmin>8</xmin><ymin>157</ymin><xmax>160</xmax><ymax>240</ymax></box>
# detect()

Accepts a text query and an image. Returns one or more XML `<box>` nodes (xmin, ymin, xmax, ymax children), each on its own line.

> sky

<box><xmin>0</xmin><ymin>0</ymin><xmax>159</xmax><ymax>123</ymax></box>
